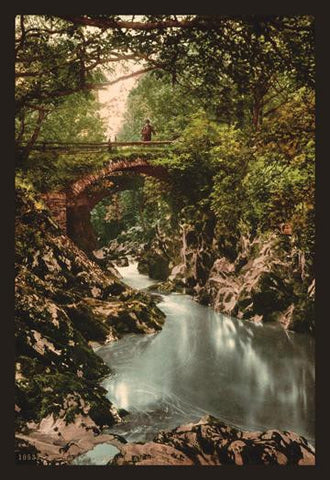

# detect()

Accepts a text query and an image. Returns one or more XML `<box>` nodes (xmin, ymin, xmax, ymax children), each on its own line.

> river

<box><xmin>74</xmin><ymin>261</ymin><xmax>315</xmax><ymax>464</ymax></box>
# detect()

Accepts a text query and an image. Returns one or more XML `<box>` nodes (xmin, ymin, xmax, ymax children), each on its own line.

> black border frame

<box><xmin>3</xmin><ymin>1</ymin><xmax>328</xmax><ymax>478</ymax></box>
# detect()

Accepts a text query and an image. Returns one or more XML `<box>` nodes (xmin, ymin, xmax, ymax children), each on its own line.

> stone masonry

<box><xmin>42</xmin><ymin>158</ymin><xmax>168</xmax><ymax>251</ymax></box>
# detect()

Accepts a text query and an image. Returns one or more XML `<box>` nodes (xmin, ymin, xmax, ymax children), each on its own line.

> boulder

<box><xmin>110</xmin><ymin>416</ymin><xmax>315</xmax><ymax>466</ymax></box>
<box><xmin>138</xmin><ymin>253</ymin><xmax>170</xmax><ymax>281</ymax></box>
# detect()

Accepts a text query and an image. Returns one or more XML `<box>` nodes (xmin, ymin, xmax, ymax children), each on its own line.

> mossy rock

<box><xmin>196</xmin><ymin>289</ymin><xmax>211</xmax><ymax>305</ymax></box>
<box><xmin>103</xmin><ymin>281</ymin><xmax>127</xmax><ymax>298</ymax></box>
<box><xmin>108</xmin><ymin>302</ymin><xmax>164</xmax><ymax>334</ymax></box>
<box><xmin>137</xmin><ymin>260</ymin><xmax>149</xmax><ymax>275</ymax></box>
<box><xmin>65</xmin><ymin>303</ymin><xmax>109</xmax><ymax>342</ymax></box>
<box><xmin>148</xmin><ymin>281</ymin><xmax>176</xmax><ymax>293</ymax></box>
<box><xmin>16</xmin><ymin>371</ymin><xmax>114</xmax><ymax>426</ymax></box>
<box><xmin>138</xmin><ymin>253</ymin><xmax>170</xmax><ymax>281</ymax></box>
<box><xmin>88</xmin><ymin>404</ymin><xmax>116</xmax><ymax>428</ymax></box>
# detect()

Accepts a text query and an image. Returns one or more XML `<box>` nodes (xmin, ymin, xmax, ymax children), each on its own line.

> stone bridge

<box><xmin>41</xmin><ymin>156</ymin><xmax>168</xmax><ymax>252</ymax></box>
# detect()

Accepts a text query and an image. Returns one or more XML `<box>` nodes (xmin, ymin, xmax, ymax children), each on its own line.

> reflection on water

<box><xmin>98</xmin><ymin>263</ymin><xmax>315</xmax><ymax>445</ymax></box>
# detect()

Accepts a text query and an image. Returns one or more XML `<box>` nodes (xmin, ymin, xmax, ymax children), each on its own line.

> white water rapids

<box><xmin>74</xmin><ymin>261</ymin><xmax>315</xmax><ymax>464</ymax></box>
<box><xmin>102</xmin><ymin>263</ymin><xmax>314</xmax><ymax>440</ymax></box>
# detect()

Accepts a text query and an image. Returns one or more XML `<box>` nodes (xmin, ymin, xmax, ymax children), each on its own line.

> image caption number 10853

<box><xmin>16</xmin><ymin>452</ymin><xmax>39</xmax><ymax>462</ymax></box>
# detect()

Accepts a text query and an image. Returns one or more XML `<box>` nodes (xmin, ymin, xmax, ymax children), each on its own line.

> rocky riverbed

<box><xmin>15</xmin><ymin>184</ymin><xmax>315</xmax><ymax>466</ymax></box>
<box><xmin>15</xmin><ymin>184</ymin><xmax>164</xmax><ymax>464</ymax></box>
<box><xmin>133</xmin><ymin>220</ymin><xmax>315</xmax><ymax>334</ymax></box>
<box><xmin>109</xmin><ymin>415</ymin><xmax>315</xmax><ymax>466</ymax></box>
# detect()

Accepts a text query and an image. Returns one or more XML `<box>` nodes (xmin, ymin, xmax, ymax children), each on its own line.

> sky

<box><xmin>97</xmin><ymin>61</ymin><xmax>144</xmax><ymax>140</ymax></box>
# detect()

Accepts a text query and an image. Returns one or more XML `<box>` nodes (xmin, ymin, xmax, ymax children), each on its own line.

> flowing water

<box><xmin>95</xmin><ymin>262</ymin><xmax>315</xmax><ymax>448</ymax></box>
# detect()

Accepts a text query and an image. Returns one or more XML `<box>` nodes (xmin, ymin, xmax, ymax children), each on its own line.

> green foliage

<box><xmin>18</xmin><ymin>146</ymin><xmax>174</xmax><ymax>193</ymax></box>
<box><xmin>124</xmin><ymin>15</ymin><xmax>314</xmax><ymax>127</ymax></box>
<box><xmin>18</xmin><ymin>151</ymin><xmax>109</xmax><ymax>192</ymax></box>
<box><xmin>14</xmin><ymin>15</ymin><xmax>316</xmax><ymax>432</ymax></box>
<box><xmin>244</xmin><ymin>87</ymin><xmax>315</xmax><ymax>252</ymax></box>
<box><xmin>117</xmin><ymin>79</ymin><xmax>315</xmax><ymax>267</ymax></box>
<box><xmin>118</xmin><ymin>72</ymin><xmax>199</xmax><ymax>141</ymax></box>
<box><xmin>152</xmin><ymin>111</ymin><xmax>221</xmax><ymax>211</ymax></box>
<box><xmin>91</xmin><ymin>188</ymin><xmax>144</xmax><ymax>245</ymax></box>
<box><xmin>15</xmin><ymin>171</ymin><xmax>39</xmax><ymax>201</ymax></box>
<box><xmin>209</xmin><ymin>126</ymin><xmax>250</xmax><ymax>243</ymax></box>
<box><xmin>15</xmin><ymin>15</ymin><xmax>116</xmax><ymax>112</ymax></box>
<box><xmin>16</xmin><ymin>371</ymin><xmax>113</xmax><ymax>425</ymax></box>
<box><xmin>91</xmin><ymin>175</ymin><xmax>172</xmax><ymax>247</ymax></box>
<box><xmin>37</xmin><ymin>92</ymin><xmax>107</xmax><ymax>143</ymax></box>
<box><xmin>16</xmin><ymin>87</ymin><xmax>110</xmax><ymax>191</ymax></box>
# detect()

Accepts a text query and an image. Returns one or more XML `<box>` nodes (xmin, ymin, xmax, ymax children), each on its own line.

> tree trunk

<box><xmin>20</xmin><ymin>110</ymin><xmax>47</xmax><ymax>160</ymax></box>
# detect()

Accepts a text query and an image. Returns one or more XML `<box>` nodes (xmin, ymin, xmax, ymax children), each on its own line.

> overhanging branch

<box><xmin>92</xmin><ymin>66</ymin><xmax>158</xmax><ymax>88</ymax></box>
<box><xmin>59</xmin><ymin>15</ymin><xmax>200</xmax><ymax>31</ymax></box>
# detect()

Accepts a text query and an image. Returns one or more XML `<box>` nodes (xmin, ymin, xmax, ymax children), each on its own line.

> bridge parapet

<box><xmin>26</xmin><ymin>140</ymin><xmax>174</xmax><ymax>152</ymax></box>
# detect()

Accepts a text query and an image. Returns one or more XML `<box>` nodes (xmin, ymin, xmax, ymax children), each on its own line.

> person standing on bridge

<box><xmin>141</xmin><ymin>119</ymin><xmax>156</xmax><ymax>142</ymax></box>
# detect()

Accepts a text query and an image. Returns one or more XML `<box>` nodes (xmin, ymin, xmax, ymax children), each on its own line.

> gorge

<box><xmin>14</xmin><ymin>14</ymin><xmax>316</xmax><ymax>467</ymax></box>
<box><xmin>71</xmin><ymin>261</ymin><xmax>315</xmax><ymax>465</ymax></box>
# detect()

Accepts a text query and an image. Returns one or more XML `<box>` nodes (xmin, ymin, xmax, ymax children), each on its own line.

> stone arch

<box><xmin>65</xmin><ymin>158</ymin><xmax>168</xmax><ymax>253</ymax></box>
<box><xmin>68</xmin><ymin>158</ymin><xmax>168</xmax><ymax>198</ymax></box>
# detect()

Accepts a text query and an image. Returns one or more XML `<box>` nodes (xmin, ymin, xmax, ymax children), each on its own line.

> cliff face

<box><xmin>15</xmin><ymin>182</ymin><xmax>165</xmax><ymax>462</ymax></box>
<box><xmin>110</xmin><ymin>415</ymin><xmax>315</xmax><ymax>466</ymax></box>
<box><xmin>137</xmin><ymin>219</ymin><xmax>314</xmax><ymax>333</ymax></box>
<box><xmin>196</xmin><ymin>234</ymin><xmax>315</xmax><ymax>334</ymax></box>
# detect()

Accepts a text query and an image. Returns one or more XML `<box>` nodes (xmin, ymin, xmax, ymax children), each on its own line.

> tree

<box><xmin>16</xmin><ymin>14</ymin><xmax>315</xmax><ymax>154</ymax></box>
<box><xmin>62</xmin><ymin>15</ymin><xmax>315</xmax><ymax>129</ymax></box>
<box><xmin>15</xmin><ymin>13</ymin><xmax>315</xmax><ymax>261</ymax></box>
<box><xmin>245</xmin><ymin>87</ymin><xmax>315</xmax><ymax>252</ymax></box>
<box><xmin>118</xmin><ymin>72</ymin><xmax>200</xmax><ymax>141</ymax></box>
<box><xmin>15</xmin><ymin>14</ymin><xmax>143</xmax><ymax>155</ymax></box>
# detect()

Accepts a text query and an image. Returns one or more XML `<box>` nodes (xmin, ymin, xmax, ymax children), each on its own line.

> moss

<box><xmin>18</xmin><ymin>147</ymin><xmax>175</xmax><ymax>192</ymax></box>
<box><xmin>16</xmin><ymin>371</ymin><xmax>115</xmax><ymax>426</ymax></box>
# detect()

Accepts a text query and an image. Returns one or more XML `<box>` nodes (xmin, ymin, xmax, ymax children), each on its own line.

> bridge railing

<box><xmin>23</xmin><ymin>141</ymin><xmax>175</xmax><ymax>152</ymax></box>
